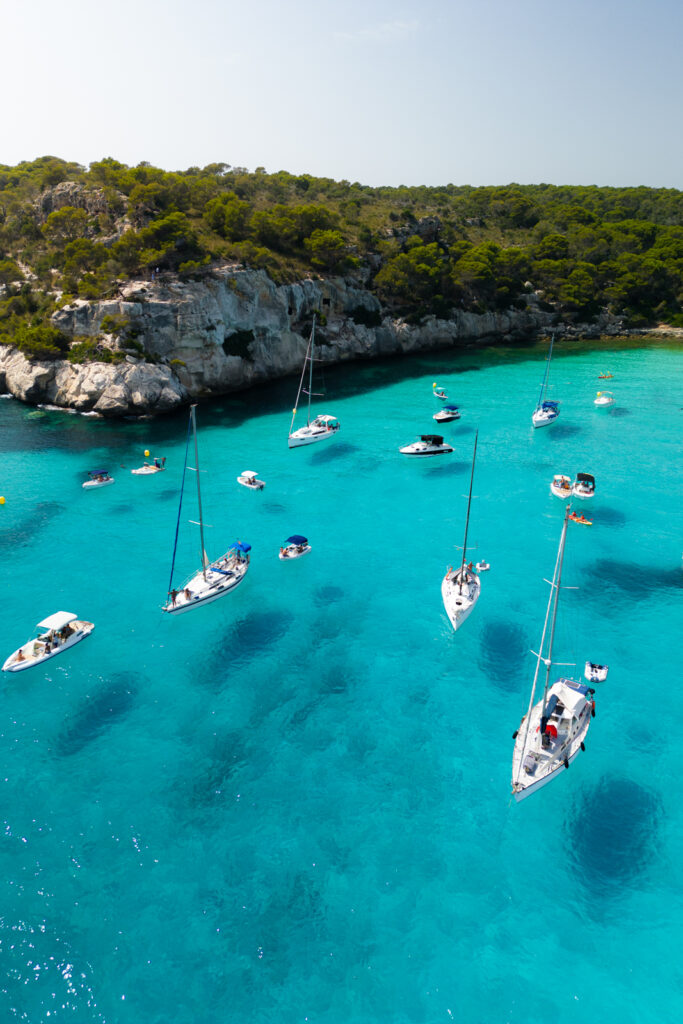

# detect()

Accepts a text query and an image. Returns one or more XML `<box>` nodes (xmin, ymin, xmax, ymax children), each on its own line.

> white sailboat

<box><xmin>288</xmin><ymin>315</ymin><xmax>340</xmax><ymax>448</ymax></box>
<box><xmin>511</xmin><ymin>507</ymin><xmax>597</xmax><ymax>802</ymax></box>
<box><xmin>163</xmin><ymin>405</ymin><xmax>250</xmax><ymax>615</ymax></box>
<box><xmin>441</xmin><ymin>431</ymin><xmax>481</xmax><ymax>631</ymax></box>
<box><xmin>531</xmin><ymin>335</ymin><xmax>560</xmax><ymax>428</ymax></box>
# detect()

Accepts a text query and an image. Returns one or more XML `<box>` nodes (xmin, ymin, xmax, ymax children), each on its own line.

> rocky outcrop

<box><xmin>0</xmin><ymin>262</ymin><xmax>639</xmax><ymax>417</ymax></box>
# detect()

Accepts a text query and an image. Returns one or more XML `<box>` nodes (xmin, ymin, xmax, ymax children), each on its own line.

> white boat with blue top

<box><xmin>531</xmin><ymin>335</ymin><xmax>560</xmax><ymax>428</ymax></box>
<box><xmin>279</xmin><ymin>535</ymin><xmax>311</xmax><ymax>560</ymax></box>
<box><xmin>83</xmin><ymin>469</ymin><xmax>114</xmax><ymax>488</ymax></box>
<box><xmin>511</xmin><ymin>507</ymin><xmax>597</xmax><ymax>801</ymax></box>
<box><xmin>433</xmin><ymin>404</ymin><xmax>461</xmax><ymax>423</ymax></box>
<box><xmin>163</xmin><ymin>405</ymin><xmax>250</xmax><ymax>615</ymax></box>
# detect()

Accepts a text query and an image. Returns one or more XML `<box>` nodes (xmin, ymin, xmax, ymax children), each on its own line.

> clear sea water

<box><xmin>0</xmin><ymin>340</ymin><xmax>681</xmax><ymax>1024</ymax></box>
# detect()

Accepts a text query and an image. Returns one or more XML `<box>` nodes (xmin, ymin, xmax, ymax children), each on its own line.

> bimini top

<box><xmin>36</xmin><ymin>611</ymin><xmax>78</xmax><ymax>631</ymax></box>
<box><xmin>540</xmin><ymin>400</ymin><xmax>559</xmax><ymax>409</ymax></box>
<box><xmin>576</xmin><ymin>473</ymin><xmax>595</xmax><ymax>485</ymax></box>
<box><xmin>312</xmin><ymin>414</ymin><xmax>338</xmax><ymax>423</ymax></box>
<box><xmin>285</xmin><ymin>535</ymin><xmax>308</xmax><ymax>545</ymax></box>
<box><xmin>443</xmin><ymin>405</ymin><xmax>460</xmax><ymax>411</ymax></box>
<box><xmin>420</xmin><ymin>435</ymin><xmax>444</xmax><ymax>445</ymax></box>
<box><xmin>87</xmin><ymin>469</ymin><xmax>109</xmax><ymax>476</ymax></box>
<box><xmin>241</xmin><ymin>471</ymin><xmax>258</xmax><ymax>480</ymax></box>
<box><xmin>229</xmin><ymin>541</ymin><xmax>252</xmax><ymax>553</ymax></box>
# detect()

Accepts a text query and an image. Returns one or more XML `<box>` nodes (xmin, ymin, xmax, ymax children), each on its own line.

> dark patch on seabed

<box><xmin>595</xmin><ymin>506</ymin><xmax>627</xmax><ymax>528</ymax></box>
<box><xmin>546</xmin><ymin>423</ymin><xmax>583</xmax><ymax>439</ymax></box>
<box><xmin>586</xmin><ymin>558</ymin><xmax>683</xmax><ymax>597</ymax></box>
<box><xmin>183</xmin><ymin>729</ymin><xmax>249</xmax><ymax>808</ymax></box>
<box><xmin>609</xmin><ymin>406</ymin><xmax>630</xmax><ymax>417</ymax></box>
<box><xmin>566</xmin><ymin>776</ymin><xmax>661</xmax><ymax>903</ymax></box>
<box><xmin>309</xmin><ymin>441</ymin><xmax>359</xmax><ymax>463</ymax></box>
<box><xmin>479</xmin><ymin>620</ymin><xmax>530</xmax><ymax>687</ymax></box>
<box><xmin>55</xmin><ymin>672</ymin><xmax>139</xmax><ymax>756</ymax></box>
<box><xmin>314</xmin><ymin>584</ymin><xmax>344</xmax><ymax>606</ymax></box>
<box><xmin>263</xmin><ymin>501</ymin><xmax>287</xmax><ymax>514</ymax></box>
<box><xmin>0</xmin><ymin>500</ymin><xmax>64</xmax><ymax>550</ymax></box>
<box><xmin>425</xmin><ymin>460</ymin><xmax>469</xmax><ymax>476</ymax></box>
<box><xmin>206</xmin><ymin>608</ymin><xmax>295</xmax><ymax>684</ymax></box>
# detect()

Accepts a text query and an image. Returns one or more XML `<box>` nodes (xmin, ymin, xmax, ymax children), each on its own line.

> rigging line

<box><xmin>289</xmin><ymin>317</ymin><xmax>315</xmax><ymax>436</ymax></box>
<box><xmin>167</xmin><ymin>410</ymin><xmax>193</xmax><ymax>594</ymax></box>
<box><xmin>458</xmin><ymin>430</ymin><xmax>478</xmax><ymax>594</ymax></box>
<box><xmin>513</xmin><ymin>505</ymin><xmax>569</xmax><ymax>788</ymax></box>
<box><xmin>190</xmin><ymin>404</ymin><xmax>209</xmax><ymax>579</ymax></box>
<box><xmin>536</xmin><ymin>333</ymin><xmax>554</xmax><ymax>408</ymax></box>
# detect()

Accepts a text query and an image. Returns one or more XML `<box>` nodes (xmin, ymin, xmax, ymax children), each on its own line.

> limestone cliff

<box><xmin>0</xmin><ymin>263</ymin><xmax>594</xmax><ymax>416</ymax></box>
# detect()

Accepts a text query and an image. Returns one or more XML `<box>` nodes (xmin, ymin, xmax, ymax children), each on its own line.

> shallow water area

<box><xmin>0</xmin><ymin>341</ymin><xmax>682</xmax><ymax>1023</ymax></box>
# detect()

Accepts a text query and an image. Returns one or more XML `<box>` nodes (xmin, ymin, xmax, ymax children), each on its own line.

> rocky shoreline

<box><xmin>0</xmin><ymin>265</ymin><xmax>680</xmax><ymax>417</ymax></box>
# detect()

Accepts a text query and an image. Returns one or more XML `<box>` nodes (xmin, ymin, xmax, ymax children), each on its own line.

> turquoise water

<box><xmin>0</xmin><ymin>342</ymin><xmax>681</xmax><ymax>1024</ymax></box>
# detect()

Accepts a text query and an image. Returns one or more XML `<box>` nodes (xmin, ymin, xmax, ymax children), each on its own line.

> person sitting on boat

<box><xmin>183</xmin><ymin>588</ymin><xmax>192</xmax><ymax>600</ymax></box>
<box><xmin>15</xmin><ymin>649</ymin><xmax>25</xmax><ymax>663</ymax></box>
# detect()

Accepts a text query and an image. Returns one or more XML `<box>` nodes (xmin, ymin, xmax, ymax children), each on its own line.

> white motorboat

<box><xmin>237</xmin><ymin>470</ymin><xmax>265</xmax><ymax>490</ymax></box>
<box><xmin>433</xmin><ymin>384</ymin><xmax>448</xmax><ymax>401</ymax></box>
<box><xmin>511</xmin><ymin>507</ymin><xmax>598</xmax><ymax>802</ymax></box>
<box><xmin>585</xmin><ymin>661</ymin><xmax>609</xmax><ymax>683</ymax></box>
<box><xmin>83</xmin><ymin>469</ymin><xmax>114</xmax><ymax>488</ymax></box>
<box><xmin>531</xmin><ymin>334</ymin><xmax>560</xmax><ymax>428</ymax></box>
<box><xmin>3</xmin><ymin>611</ymin><xmax>94</xmax><ymax>672</ymax></box>
<box><xmin>550</xmin><ymin>474</ymin><xmax>572</xmax><ymax>499</ymax></box>
<box><xmin>475</xmin><ymin>561</ymin><xmax>490</xmax><ymax>572</ymax></box>
<box><xmin>433</xmin><ymin>405</ymin><xmax>461</xmax><ymax>423</ymax></box>
<box><xmin>163</xmin><ymin>405</ymin><xmax>250</xmax><ymax>615</ymax></box>
<box><xmin>594</xmin><ymin>390</ymin><xmax>614</xmax><ymax>407</ymax></box>
<box><xmin>400</xmin><ymin>434</ymin><xmax>454</xmax><ymax>457</ymax></box>
<box><xmin>288</xmin><ymin>315</ymin><xmax>340</xmax><ymax>448</ymax></box>
<box><xmin>572</xmin><ymin>472</ymin><xmax>595</xmax><ymax>499</ymax></box>
<box><xmin>442</xmin><ymin>432</ymin><xmax>481</xmax><ymax>631</ymax></box>
<box><xmin>279</xmin><ymin>535</ymin><xmax>311</xmax><ymax>560</ymax></box>
<box><xmin>132</xmin><ymin>457</ymin><xmax>166</xmax><ymax>475</ymax></box>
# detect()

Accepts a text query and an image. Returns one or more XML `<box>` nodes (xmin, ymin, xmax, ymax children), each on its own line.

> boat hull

<box><xmin>288</xmin><ymin>425</ymin><xmax>339</xmax><ymax>448</ymax></box>
<box><xmin>164</xmin><ymin>560</ymin><xmax>249</xmax><ymax>615</ymax></box>
<box><xmin>441</xmin><ymin>569</ymin><xmax>481</xmax><ymax>631</ymax></box>
<box><xmin>279</xmin><ymin>545</ymin><xmax>312</xmax><ymax>560</ymax></box>
<box><xmin>550</xmin><ymin>484</ymin><xmax>572</xmax><ymax>499</ymax></box>
<box><xmin>532</xmin><ymin>410</ymin><xmax>559</xmax><ymax>428</ymax></box>
<box><xmin>399</xmin><ymin>444</ymin><xmax>454</xmax><ymax>456</ymax></box>
<box><xmin>83</xmin><ymin>478</ymin><xmax>114</xmax><ymax>488</ymax></box>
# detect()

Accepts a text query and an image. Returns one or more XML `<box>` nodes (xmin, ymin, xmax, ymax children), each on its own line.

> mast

<box><xmin>190</xmin><ymin>404</ymin><xmax>208</xmax><ymax>580</ymax></box>
<box><xmin>458</xmin><ymin>430</ymin><xmax>478</xmax><ymax>593</ymax></box>
<box><xmin>306</xmin><ymin>314</ymin><xmax>316</xmax><ymax>426</ymax></box>
<box><xmin>540</xmin><ymin>504</ymin><xmax>570</xmax><ymax>717</ymax></box>
<box><xmin>537</xmin><ymin>333</ymin><xmax>554</xmax><ymax>409</ymax></box>
<box><xmin>288</xmin><ymin>316</ymin><xmax>316</xmax><ymax>437</ymax></box>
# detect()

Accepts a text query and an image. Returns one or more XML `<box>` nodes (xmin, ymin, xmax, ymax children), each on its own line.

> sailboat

<box><xmin>531</xmin><ymin>334</ymin><xmax>560</xmax><ymax>428</ymax></box>
<box><xmin>288</xmin><ymin>315</ymin><xmax>340</xmax><ymax>448</ymax></box>
<box><xmin>163</xmin><ymin>405</ymin><xmax>250</xmax><ymax>615</ymax></box>
<box><xmin>511</xmin><ymin>507</ymin><xmax>596</xmax><ymax>801</ymax></box>
<box><xmin>441</xmin><ymin>431</ymin><xmax>481</xmax><ymax>631</ymax></box>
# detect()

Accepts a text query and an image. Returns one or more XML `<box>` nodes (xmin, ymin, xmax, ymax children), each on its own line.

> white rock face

<box><xmin>1</xmin><ymin>264</ymin><xmax>553</xmax><ymax>415</ymax></box>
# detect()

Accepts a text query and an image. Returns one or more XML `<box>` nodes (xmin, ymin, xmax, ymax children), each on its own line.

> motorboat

<box><xmin>442</xmin><ymin>432</ymin><xmax>481</xmax><ymax>631</ymax></box>
<box><xmin>531</xmin><ymin>334</ymin><xmax>560</xmax><ymax>428</ymax></box>
<box><xmin>585</xmin><ymin>661</ymin><xmax>609</xmax><ymax>683</ymax></box>
<box><xmin>433</xmin><ymin>384</ymin><xmax>448</xmax><ymax>401</ymax></box>
<box><xmin>568</xmin><ymin>512</ymin><xmax>592</xmax><ymax>526</ymax></box>
<box><xmin>511</xmin><ymin>507</ymin><xmax>598</xmax><ymax>802</ymax></box>
<box><xmin>572</xmin><ymin>473</ymin><xmax>595</xmax><ymax>499</ymax></box>
<box><xmin>83</xmin><ymin>469</ymin><xmax>114</xmax><ymax>488</ymax></box>
<box><xmin>550</xmin><ymin>474</ymin><xmax>572</xmax><ymax>499</ymax></box>
<box><xmin>237</xmin><ymin>470</ymin><xmax>265</xmax><ymax>490</ymax></box>
<box><xmin>594</xmin><ymin>390</ymin><xmax>614</xmax><ymax>407</ymax></box>
<box><xmin>399</xmin><ymin>434</ymin><xmax>454</xmax><ymax>457</ymax></box>
<box><xmin>433</xmin><ymin>405</ymin><xmax>461</xmax><ymax>423</ymax></box>
<box><xmin>132</xmin><ymin>457</ymin><xmax>166</xmax><ymax>475</ymax></box>
<box><xmin>3</xmin><ymin>611</ymin><xmax>94</xmax><ymax>672</ymax></box>
<box><xmin>475</xmin><ymin>560</ymin><xmax>490</xmax><ymax>572</ymax></box>
<box><xmin>279</xmin><ymin>535</ymin><xmax>311</xmax><ymax>560</ymax></box>
<box><xmin>288</xmin><ymin>315</ymin><xmax>340</xmax><ymax>448</ymax></box>
<box><xmin>163</xmin><ymin>406</ymin><xmax>250</xmax><ymax>615</ymax></box>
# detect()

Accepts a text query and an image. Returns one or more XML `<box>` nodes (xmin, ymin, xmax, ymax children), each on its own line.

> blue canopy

<box><xmin>88</xmin><ymin>469</ymin><xmax>108</xmax><ymax>475</ymax></box>
<box><xmin>443</xmin><ymin>405</ymin><xmax>460</xmax><ymax>411</ymax></box>
<box><xmin>229</xmin><ymin>541</ymin><xmax>251</xmax><ymax>552</ymax></box>
<box><xmin>541</xmin><ymin>401</ymin><xmax>559</xmax><ymax>409</ymax></box>
<box><xmin>285</xmin><ymin>535</ymin><xmax>308</xmax><ymax>545</ymax></box>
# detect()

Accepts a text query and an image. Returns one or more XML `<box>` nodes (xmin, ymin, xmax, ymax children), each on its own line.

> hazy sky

<box><xmin>4</xmin><ymin>0</ymin><xmax>682</xmax><ymax>188</ymax></box>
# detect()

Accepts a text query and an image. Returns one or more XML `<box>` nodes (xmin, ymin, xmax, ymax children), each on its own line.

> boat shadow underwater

<box><xmin>0</xmin><ymin>501</ymin><xmax>65</xmax><ymax>551</ymax></box>
<box><xmin>55</xmin><ymin>672</ymin><xmax>140</xmax><ymax>756</ymax></box>
<box><xmin>478</xmin><ymin>620</ymin><xmax>530</xmax><ymax>689</ymax></box>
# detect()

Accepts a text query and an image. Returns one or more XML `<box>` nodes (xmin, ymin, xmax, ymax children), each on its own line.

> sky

<box><xmin>3</xmin><ymin>0</ymin><xmax>683</xmax><ymax>189</ymax></box>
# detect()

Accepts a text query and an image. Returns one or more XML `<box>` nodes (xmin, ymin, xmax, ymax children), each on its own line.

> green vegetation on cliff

<box><xmin>0</xmin><ymin>156</ymin><xmax>682</xmax><ymax>356</ymax></box>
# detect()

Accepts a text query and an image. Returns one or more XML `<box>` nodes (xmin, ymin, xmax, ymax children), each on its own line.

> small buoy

<box><xmin>432</xmin><ymin>382</ymin><xmax>437</xmax><ymax>387</ymax></box>
<box><xmin>292</xmin><ymin>408</ymin><xmax>297</xmax><ymax>415</ymax></box>
<box><xmin>144</xmin><ymin>449</ymin><xmax>150</xmax><ymax>457</ymax></box>
<box><xmin>0</xmin><ymin>496</ymin><xmax>4</xmax><ymax>505</ymax></box>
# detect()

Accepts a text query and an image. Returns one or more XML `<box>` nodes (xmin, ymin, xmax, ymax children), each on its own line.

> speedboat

<box><xmin>288</xmin><ymin>316</ymin><xmax>340</xmax><ymax>448</ymax></box>
<box><xmin>433</xmin><ymin>384</ymin><xmax>448</xmax><ymax>401</ymax></box>
<box><xmin>572</xmin><ymin>473</ymin><xmax>595</xmax><ymax>499</ymax></box>
<box><xmin>550</xmin><ymin>474</ymin><xmax>572</xmax><ymax>499</ymax></box>
<box><xmin>83</xmin><ymin>469</ymin><xmax>114</xmax><ymax>488</ymax></box>
<box><xmin>433</xmin><ymin>405</ymin><xmax>461</xmax><ymax>423</ymax></box>
<box><xmin>585</xmin><ymin>661</ymin><xmax>609</xmax><ymax>682</ymax></box>
<box><xmin>400</xmin><ymin>434</ymin><xmax>453</xmax><ymax>457</ymax></box>
<box><xmin>594</xmin><ymin>390</ymin><xmax>614</xmax><ymax>407</ymax></box>
<box><xmin>279</xmin><ymin>535</ymin><xmax>311</xmax><ymax>560</ymax></box>
<box><xmin>3</xmin><ymin>611</ymin><xmax>94</xmax><ymax>672</ymax></box>
<box><xmin>237</xmin><ymin>470</ymin><xmax>265</xmax><ymax>490</ymax></box>
<box><xmin>132</xmin><ymin>457</ymin><xmax>166</xmax><ymax>475</ymax></box>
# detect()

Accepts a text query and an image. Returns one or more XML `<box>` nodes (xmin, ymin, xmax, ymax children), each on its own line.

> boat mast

<box><xmin>306</xmin><ymin>314</ymin><xmax>316</xmax><ymax>426</ymax></box>
<box><xmin>540</xmin><ymin>504</ymin><xmax>570</xmax><ymax>718</ymax></box>
<box><xmin>288</xmin><ymin>315</ymin><xmax>316</xmax><ymax>437</ymax></box>
<box><xmin>459</xmin><ymin>430</ymin><xmax>478</xmax><ymax>593</ymax></box>
<box><xmin>190</xmin><ymin>404</ymin><xmax>208</xmax><ymax>580</ymax></box>
<box><xmin>537</xmin><ymin>333</ymin><xmax>554</xmax><ymax>409</ymax></box>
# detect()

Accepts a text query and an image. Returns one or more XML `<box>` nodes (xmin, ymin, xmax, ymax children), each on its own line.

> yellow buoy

<box><xmin>292</xmin><ymin>409</ymin><xmax>297</xmax><ymax>415</ymax></box>
<box><xmin>144</xmin><ymin>449</ymin><xmax>150</xmax><ymax>457</ymax></box>
<box><xmin>0</xmin><ymin>496</ymin><xmax>5</xmax><ymax>505</ymax></box>
<box><xmin>433</xmin><ymin>382</ymin><xmax>437</xmax><ymax>387</ymax></box>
